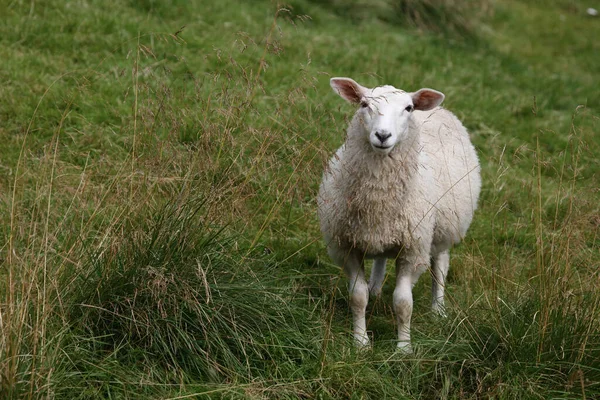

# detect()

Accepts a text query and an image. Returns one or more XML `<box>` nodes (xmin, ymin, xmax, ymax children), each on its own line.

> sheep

<box><xmin>317</xmin><ymin>77</ymin><xmax>481</xmax><ymax>351</ymax></box>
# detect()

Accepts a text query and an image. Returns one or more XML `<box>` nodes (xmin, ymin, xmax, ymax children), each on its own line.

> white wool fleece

<box><xmin>318</xmin><ymin>106</ymin><xmax>480</xmax><ymax>262</ymax></box>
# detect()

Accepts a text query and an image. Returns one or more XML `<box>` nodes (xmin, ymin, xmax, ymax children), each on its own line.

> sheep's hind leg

<box><xmin>343</xmin><ymin>252</ymin><xmax>370</xmax><ymax>348</ymax></box>
<box><xmin>431</xmin><ymin>250</ymin><xmax>450</xmax><ymax>317</ymax></box>
<box><xmin>368</xmin><ymin>258</ymin><xmax>386</xmax><ymax>297</ymax></box>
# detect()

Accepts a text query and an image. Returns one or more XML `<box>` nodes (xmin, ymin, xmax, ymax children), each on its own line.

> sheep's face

<box><xmin>359</xmin><ymin>87</ymin><xmax>416</xmax><ymax>155</ymax></box>
<box><xmin>330</xmin><ymin>78</ymin><xmax>445</xmax><ymax>155</ymax></box>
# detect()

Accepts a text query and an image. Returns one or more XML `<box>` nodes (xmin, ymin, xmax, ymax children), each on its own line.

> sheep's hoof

<box><xmin>368</xmin><ymin>282</ymin><xmax>383</xmax><ymax>298</ymax></box>
<box><xmin>368</xmin><ymin>286</ymin><xmax>382</xmax><ymax>298</ymax></box>
<box><xmin>354</xmin><ymin>334</ymin><xmax>371</xmax><ymax>350</ymax></box>
<box><xmin>396</xmin><ymin>341</ymin><xmax>413</xmax><ymax>354</ymax></box>
<box><xmin>432</xmin><ymin>304</ymin><xmax>447</xmax><ymax>318</ymax></box>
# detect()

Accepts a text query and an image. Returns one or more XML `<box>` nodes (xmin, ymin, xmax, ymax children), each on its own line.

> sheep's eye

<box><xmin>405</xmin><ymin>105</ymin><xmax>414</xmax><ymax>112</ymax></box>
<box><xmin>360</xmin><ymin>100</ymin><xmax>369</xmax><ymax>108</ymax></box>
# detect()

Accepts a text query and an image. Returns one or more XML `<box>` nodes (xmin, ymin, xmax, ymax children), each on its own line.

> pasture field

<box><xmin>1</xmin><ymin>0</ymin><xmax>599</xmax><ymax>398</ymax></box>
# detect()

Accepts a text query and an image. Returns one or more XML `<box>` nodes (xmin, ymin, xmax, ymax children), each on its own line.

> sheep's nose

<box><xmin>375</xmin><ymin>131</ymin><xmax>392</xmax><ymax>143</ymax></box>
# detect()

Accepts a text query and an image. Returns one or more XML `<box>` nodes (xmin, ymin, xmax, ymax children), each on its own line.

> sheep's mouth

<box><xmin>373</xmin><ymin>145</ymin><xmax>392</xmax><ymax>150</ymax></box>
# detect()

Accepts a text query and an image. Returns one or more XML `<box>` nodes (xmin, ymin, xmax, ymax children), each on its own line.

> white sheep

<box><xmin>318</xmin><ymin>77</ymin><xmax>481</xmax><ymax>351</ymax></box>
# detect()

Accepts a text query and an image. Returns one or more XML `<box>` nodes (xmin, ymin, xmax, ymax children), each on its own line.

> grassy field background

<box><xmin>1</xmin><ymin>0</ymin><xmax>599</xmax><ymax>398</ymax></box>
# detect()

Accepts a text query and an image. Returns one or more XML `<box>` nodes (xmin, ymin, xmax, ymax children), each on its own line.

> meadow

<box><xmin>0</xmin><ymin>0</ymin><xmax>599</xmax><ymax>398</ymax></box>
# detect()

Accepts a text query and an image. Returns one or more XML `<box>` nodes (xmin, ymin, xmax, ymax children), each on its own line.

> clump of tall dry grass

<box><xmin>388</xmin><ymin>0</ymin><xmax>494</xmax><ymax>35</ymax></box>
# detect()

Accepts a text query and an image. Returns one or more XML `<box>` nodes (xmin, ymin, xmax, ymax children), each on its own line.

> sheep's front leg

<box><xmin>394</xmin><ymin>257</ymin><xmax>426</xmax><ymax>352</ymax></box>
<box><xmin>344</xmin><ymin>253</ymin><xmax>370</xmax><ymax>348</ymax></box>
<box><xmin>431</xmin><ymin>250</ymin><xmax>450</xmax><ymax>317</ymax></box>
<box><xmin>368</xmin><ymin>258</ymin><xmax>386</xmax><ymax>297</ymax></box>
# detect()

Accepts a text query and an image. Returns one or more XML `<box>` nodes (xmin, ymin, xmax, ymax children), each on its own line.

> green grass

<box><xmin>1</xmin><ymin>0</ymin><xmax>599</xmax><ymax>398</ymax></box>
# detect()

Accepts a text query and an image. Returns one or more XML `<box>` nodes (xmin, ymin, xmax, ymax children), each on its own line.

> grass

<box><xmin>0</xmin><ymin>0</ymin><xmax>599</xmax><ymax>398</ymax></box>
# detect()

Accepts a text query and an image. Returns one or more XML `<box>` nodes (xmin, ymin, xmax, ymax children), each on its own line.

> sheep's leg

<box><xmin>368</xmin><ymin>258</ymin><xmax>386</xmax><ymax>297</ymax></box>
<box><xmin>394</xmin><ymin>257</ymin><xmax>426</xmax><ymax>352</ymax></box>
<box><xmin>431</xmin><ymin>250</ymin><xmax>450</xmax><ymax>317</ymax></box>
<box><xmin>393</xmin><ymin>272</ymin><xmax>413</xmax><ymax>352</ymax></box>
<box><xmin>344</xmin><ymin>253</ymin><xmax>370</xmax><ymax>348</ymax></box>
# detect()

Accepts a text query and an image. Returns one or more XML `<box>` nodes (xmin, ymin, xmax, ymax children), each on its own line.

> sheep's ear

<box><xmin>412</xmin><ymin>89</ymin><xmax>445</xmax><ymax>111</ymax></box>
<box><xmin>330</xmin><ymin>77</ymin><xmax>367</xmax><ymax>104</ymax></box>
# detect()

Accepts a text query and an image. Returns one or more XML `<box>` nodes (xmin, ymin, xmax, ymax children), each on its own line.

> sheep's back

<box><xmin>416</xmin><ymin>108</ymin><xmax>481</xmax><ymax>247</ymax></box>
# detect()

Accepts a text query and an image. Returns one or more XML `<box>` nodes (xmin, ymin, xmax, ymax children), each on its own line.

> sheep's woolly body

<box><xmin>318</xmin><ymin>107</ymin><xmax>480</xmax><ymax>263</ymax></box>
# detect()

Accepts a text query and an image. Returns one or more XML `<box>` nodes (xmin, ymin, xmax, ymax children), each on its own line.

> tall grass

<box><xmin>1</xmin><ymin>3</ymin><xmax>326</xmax><ymax>396</ymax></box>
<box><xmin>303</xmin><ymin>0</ymin><xmax>494</xmax><ymax>36</ymax></box>
<box><xmin>386</xmin><ymin>0</ymin><xmax>494</xmax><ymax>35</ymax></box>
<box><xmin>69</xmin><ymin>197</ymin><xmax>318</xmax><ymax>380</ymax></box>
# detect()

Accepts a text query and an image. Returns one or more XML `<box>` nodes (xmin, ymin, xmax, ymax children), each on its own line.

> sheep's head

<box><xmin>330</xmin><ymin>77</ymin><xmax>445</xmax><ymax>155</ymax></box>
